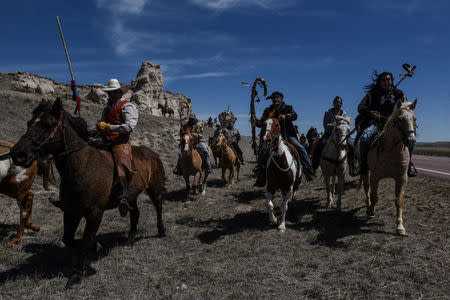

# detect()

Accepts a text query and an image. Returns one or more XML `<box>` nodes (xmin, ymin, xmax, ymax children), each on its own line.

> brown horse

<box><xmin>0</xmin><ymin>141</ymin><xmax>41</xmax><ymax>246</ymax></box>
<box><xmin>262</xmin><ymin>115</ymin><xmax>302</xmax><ymax>232</ymax></box>
<box><xmin>179</xmin><ymin>128</ymin><xmax>212</xmax><ymax>201</ymax></box>
<box><xmin>11</xmin><ymin>98</ymin><xmax>166</xmax><ymax>288</ymax></box>
<box><xmin>216</xmin><ymin>134</ymin><xmax>241</xmax><ymax>187</ymax></box>
<box><xmin>157</xmin><ymin>103</ymin><xmax>174</xmax><ymax>117</ymax></box>
<box><xmin>356</xmin><ymin>99</ymin><xmax>418</xmax><ymax>236</ymax></box>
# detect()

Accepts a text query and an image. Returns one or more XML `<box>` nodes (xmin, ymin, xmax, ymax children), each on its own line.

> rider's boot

<box><xmin>173</xmin><ymin>159</ymin><xmax>182</xmax><ymax>176</ymax></box>
<box><xmin>253</xmin><ymin>168</ymin><xmax>266</xmax><ymax>187</ymax></box>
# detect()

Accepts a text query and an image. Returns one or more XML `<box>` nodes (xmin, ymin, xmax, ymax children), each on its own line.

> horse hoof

<box><xmin>158</xmin><ymin>228</ymin><xmax>166</xmax><ymax>237</ymax></box>
<box><xmin>126</xmin><ymin>233</ymin><xmax>136</xmax><ymax>246</ymax></box>
<box><xmin>396</xmin><ymin>229</ymin><xmax>408</xmax><ymax>237</ymax></box>
<box><xmin>201</xmin><ymin>190</ymin><xmax>206</xmax><ymax>195</ymax></box>
<box><xmin>277</xmin><ymin>225</ymin><xmax>286</xmax><ymax>233</ymax></box>
<box><xmin>65</xmin><ymin>272</ymin><xmax>83</xmax><ymax>289</ymax></box>
<box><xmin>269</xmin><ymin>218</ymin><xmax>278</xmax><ymax>226</ymax></box>
<box><xmin>7</xmin><ymin>238</ymin><xmax>20</xmax><ymax>247</ymax></box>
<box><xmin>27</xmin><ymin>224</ymin><xmax>40</xmax><ymax>232</ymax></box>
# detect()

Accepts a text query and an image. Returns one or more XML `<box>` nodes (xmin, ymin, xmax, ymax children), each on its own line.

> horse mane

<box><xmin>384</xmin><ymin>101</ymin><xmax>412</xmax><ymax>130</ymax></box>
<box><xmin>33</xmin><ymin>100</ymin><xmax>89</xmax><ymax>142</ymax></box>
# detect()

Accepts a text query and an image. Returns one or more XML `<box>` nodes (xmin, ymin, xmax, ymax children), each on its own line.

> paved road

<box><xmin>412</xmin><ymin>155</ymin><xmax>450</xmax><ymax>182</ymax></box>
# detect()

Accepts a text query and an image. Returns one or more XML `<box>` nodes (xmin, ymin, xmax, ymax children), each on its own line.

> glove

<box><xmin>96</xmin><ymin>121</ymin><xmax>110</xmax><ymax>132</ymax></box>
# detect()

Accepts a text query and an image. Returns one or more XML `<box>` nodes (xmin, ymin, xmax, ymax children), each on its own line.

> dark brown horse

<box><xmin>157</xmin><ymin>103</ymin><xmax>174</xmax><ymax>117</ymax></box>
<box><xmin>11</xmin><ymin>98</ymin><xmax>166</xmax><ymax>288</ymax></box>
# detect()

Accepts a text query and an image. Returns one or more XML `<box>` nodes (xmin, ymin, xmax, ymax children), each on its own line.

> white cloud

<box><xmin>95</xmin><ymin>0</ymin><xmax>150</xmax><ymax>15</ymax></box>
<box><xmin>191</xmin><ymin>0</ymin><xmax>296</xmax><ymax>10</ymax></box>
<box><xmin>167</xmin><ymin>71</ymin><xmax>233</xmax><ymax>80</ymax></box>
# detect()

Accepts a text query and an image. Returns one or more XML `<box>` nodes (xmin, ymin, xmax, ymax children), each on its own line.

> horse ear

<box><xmin>410</xmin><ymin>99</ymin><xmax>418</xmax><ymax>110</ymax></box>
<box><xmin>51</xmin><ymin>97</ymin><xmax>63</xmax><ymax>118</ymax></box>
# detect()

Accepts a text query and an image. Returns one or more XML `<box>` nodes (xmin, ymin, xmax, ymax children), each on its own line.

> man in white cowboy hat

<box><xmin>96</xmin><ymin>78</ymin><xmax>138</xmax><ymax>217</ymax></box>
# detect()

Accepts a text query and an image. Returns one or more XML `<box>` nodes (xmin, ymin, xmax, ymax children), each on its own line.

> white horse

<box><xmin>320</xmin><ymin>116</ymin><xmax>351</xmax><ymax>211</ymax></box>
<box><xmin>263</xmin><ymin>115</ymin><xmax>302</xmax><ymax>232</ymax></box>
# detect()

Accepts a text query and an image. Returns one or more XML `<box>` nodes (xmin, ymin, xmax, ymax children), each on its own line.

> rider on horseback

<box><xmin>222</xmin><ymin>119</ymin><xmax>246</xmax><ymax>165</ymax></box>
<box><xmin>96</xmin><ymin>78</ymin><xmax>138</xmax><ymax>217</ymax></box>
<box><xmin>173</xmin><ymin>113</ymin><xmax>211</xmax><ymax>175</ymax></box>
<box><xmin>357</xmin><ymin>71</ymin><xmax>416</xmax><ymax>176</ymax></box>
<box><xmin>251</xmin><ymin>91</ymin><xmax>316</xmax><ymax>187</ymax></box>
<box><xmin>313</xmin><ymin>96</ymin><xmax>358</xmax><ymax>176</ymax></box>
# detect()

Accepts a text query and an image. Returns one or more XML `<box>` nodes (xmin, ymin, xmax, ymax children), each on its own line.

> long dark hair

<box><xmin>364</xmin><ymin>70</ymin><xmax>404</xmax><ymax>99</ymax></box>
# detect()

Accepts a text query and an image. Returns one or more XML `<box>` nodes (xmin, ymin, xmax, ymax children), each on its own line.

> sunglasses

<box><xmin>107</xmin><ymin>90</ymin><xmax>122</xmax><ymax>95</ymax></box>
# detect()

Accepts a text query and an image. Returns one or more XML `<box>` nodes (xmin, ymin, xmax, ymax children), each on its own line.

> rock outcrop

<box><xmin>87</xmin><ymin>87</ymin><xmax>108</xmax><ymax>105</ymax></box>
<box><xmin>129</xmin><ymin>61</ymin><xmax>192</xmax><ymax>120</ymax></box>
<box><xmin>9</xmin><ymin>72</ymin><xmax>55</xmax><ymax>95</ymax></box>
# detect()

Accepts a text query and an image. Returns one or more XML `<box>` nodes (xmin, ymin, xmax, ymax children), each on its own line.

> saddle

<box><xmin>0</xmin><ymin>140</ymin><xmax>13</xmax><ymax>160</ymax></box>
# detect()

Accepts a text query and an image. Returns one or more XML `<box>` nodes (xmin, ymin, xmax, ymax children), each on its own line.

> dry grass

<box><xmin>0</xmin><ymin>90</ymin><xmax>449</xmax><ymax>298</ymax></box>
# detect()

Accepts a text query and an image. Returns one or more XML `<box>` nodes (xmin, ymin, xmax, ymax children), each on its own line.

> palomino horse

<box><xmin>157</xmin><ymin>103</ymin><xmax>174</xmax><ymax>117</ymax></box>
<box><xmin>356</xmin><ymin>99</ymin><xmax>418</xmax><ymax>236</ymax></box>
<box><xmin>11</xmin><ymin>98</ymin><xmax>166</xmax><ymax>288</ymax></box>
<box><xmin>320</xmin><ymin>116</ymin><xmax>351</xmax><ymax>211</ymax></box>
<box><xmin>0</xmin><ymin>141</ymin><xmax>40</xmax><ymax>246</ymax></box>
<box><xmin>263</xmin><ymin>115</ymin><xmax>302</xmax><ymax>232</ymax></box>
<box><xmin>179</xmin><ymin>128</ymin><xmax>213</xmax><ymax>200</ymax></box>
<box><xmin>216</xmin><ymin>134</ymin><xmax>241</xmax><ymax>187</ymax></box>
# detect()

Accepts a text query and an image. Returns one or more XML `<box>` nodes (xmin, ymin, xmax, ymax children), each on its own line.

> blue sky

<box><xmin>1</xmin><ymin>0</ymin><xmax>449</xmax><ymax>142</ymax></box>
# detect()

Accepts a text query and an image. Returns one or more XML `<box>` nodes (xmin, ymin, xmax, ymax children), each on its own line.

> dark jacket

<box><xmin>255</xmin><ymin>102</ymin><xmax>298</xmax><ymax>139</ymax></box>
<box><xmin>357</xmin><ymin>88</ymin><xmax>406</xmax><ymax>130</ymax></box>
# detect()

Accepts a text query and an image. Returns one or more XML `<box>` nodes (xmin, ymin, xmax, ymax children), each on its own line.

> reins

<box><xmin>269</xmin><ymin>135</ymin><xmax>296</xmax><ymax>172</ymax></box>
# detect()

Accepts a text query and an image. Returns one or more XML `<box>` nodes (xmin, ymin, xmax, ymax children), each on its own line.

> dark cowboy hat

<box><xmin>266</xmin><ymin>91</ymin><xmax>284</xmax><ymax>100</ymax></box>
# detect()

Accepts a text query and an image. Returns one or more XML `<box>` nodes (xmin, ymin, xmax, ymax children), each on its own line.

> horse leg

<box><xmin>126</xmin><ymin>198</ymin><xmax>140</xmax><ymax>245</ymax></box>
<box><xmin>323</xmin><ymin>175</ymin><xmax>333</xmax><ymax>208</ymax></box>
<box><xmin>367</xmin><ymin>175</ymin><xmax>379</xmax><ymax>217</ymax></box>
<box><xmin>265</xmin><ymin>190</ymin><xmax>278</xmax><ymax>226</ymax></box>
<box><xmin>24</xmin><ymin>192</ymin><xmax>40</xmax><ymax>232</ymax></box>
<box><xmin>149</xmin><ymin>190</ymin><xmax>166</xmax><ymax>237</ymax></box>
<box><xmin>221</xmin><ymin>166</ymin><xmax>226</xmax><ymax>182</ymax></box>
<box><xmin>236</xmin><ymin>162</ymin><xmax>240</xmax><ymax>182</ymax></box>
<box><xmin>361</xmin><ymin>173</ymin><xmax>371</xmax><ymax>215</ymax></box>
<box><xmin>278</xmin><ymin>189</ymin><xmax>293</xmax><ymax>233</ymax></box>
<box><xmin>9</xmin><ymin>194</ymin><xmax>27</xmax><ymax>246</ymax></box>
<box><xmin>192</xmin><ymin>171</ymin><xmax>200</xmax><ymax>195</ymax></box>
<box><xmin>395</xmin><ymin>177</ymin><xmax>408</xmax><ymax>236</ymax></box>
<box><xmin>201</xmin><ymin>169</ymin><xmax>208</xmax><ymax>195</ymax></box>
<box><xmin>66</xmin><ymin>208</ymin><xmax>103</xmax><ymax>289</ymax></box>
<box><xmin>336</xmin><ymin>172</ymin><xmax>344</xmax><ymax>212</ymax></box>
<box><xmin>62</xmin><ymin>212</ymin><xmax>82</xmax><ymax>249</ymax></box>
<box><xmin>228</xmin><ymin>166</ymin><xmax>234</xmax><ymax>187</ymax></box>
<box><xmin>183</xmin><ymin>175</ymin><xmax>190</xmax><ymax>201</ymax></box>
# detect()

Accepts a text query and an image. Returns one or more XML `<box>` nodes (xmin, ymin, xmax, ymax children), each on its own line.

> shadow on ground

<box><xmin>176</xmin><ymin>211</ymin><xmax>268</xmax><ymax>244</ymax></box>
<box><xmin>232</xmin><ymin>190</ymin><xmax>265</xmax><ymax>204</ymax></box>
<box><xmin>0</xmin><ymin>230</ymin><xmax>152</xmax><ymax>285</ymax></box>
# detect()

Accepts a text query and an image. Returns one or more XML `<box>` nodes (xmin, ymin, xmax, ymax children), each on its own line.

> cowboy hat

<box><xmin>102</xmin><ymin>78</ymin><xmax>129</xmax><ymax>92</ymax></box>
<box><xmin>266</xmin><ymin>91</ymin><xmax>284</xmax><ymax>100</ymax></box>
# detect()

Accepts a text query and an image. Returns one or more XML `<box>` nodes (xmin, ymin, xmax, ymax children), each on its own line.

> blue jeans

<box><xmin>359</xmin><ymin>124</ymin><xmax>377</xmax><ymax>160</ymax></box>
<box><xmin>198</xmin><ymin>141</ymin><xmax>211</xmax><ymax>168</ymax></box>
<box><xmin>287</xmin><ymin>136</ymin><xmax>313</xmax><ymax>169</ymax></box>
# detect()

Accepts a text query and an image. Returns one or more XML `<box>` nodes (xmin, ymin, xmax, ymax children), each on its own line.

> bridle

<box><xmin>24</xmin><ymin>113</ymin><xmax>89</xmax><ymax>161</ymax></box>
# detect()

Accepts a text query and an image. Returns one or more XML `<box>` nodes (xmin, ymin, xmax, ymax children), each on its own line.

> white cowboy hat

<box><xmin>102</xmin><ymin>78</ymin><xmax>129</xmax><ymax>92</ymax></box>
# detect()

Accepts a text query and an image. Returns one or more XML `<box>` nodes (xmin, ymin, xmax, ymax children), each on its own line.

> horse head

<box><xmin>263</xmin><ymin>115</ymin><xmax>281</xmax><ymax>152</ymax></box>
<box><xmin>11</xmin><ymin>98</ymin><xmax>65</xmax><ymax>167</ymax></box>
<box><xmin>333</xmin><ymin>116</ymin><xmax>351</xmax><ymax>148</ymax></box>
<box><xmin>390</xmin><ymin>99</ymin><xmax>418</xmax><ymax>147</ymax></box>
<box><xmin>180</xmin><ymin>128</ymin><xmax>194</xmax><ymax>153</ymax></box>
